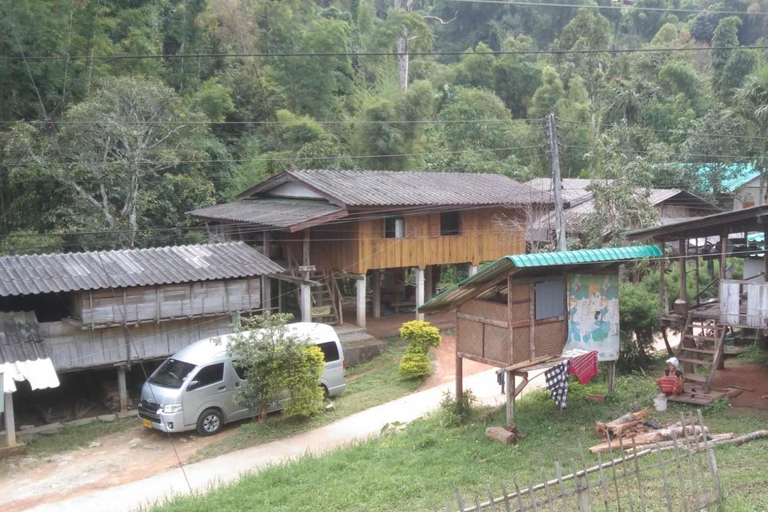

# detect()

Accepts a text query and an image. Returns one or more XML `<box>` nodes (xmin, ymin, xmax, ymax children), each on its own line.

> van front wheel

<box><xmin>197</xmin><ymin>409</ymin><xmax>223</xmax><ymax>436</ymax></box>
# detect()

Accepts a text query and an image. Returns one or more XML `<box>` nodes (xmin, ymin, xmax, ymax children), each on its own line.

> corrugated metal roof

<box><xmin>693</xmin><ymin>163</ymin><xmax>760</xmax><ymax>193</ymax></box>
<box><xmin>530</xmin><ymin>188</ymin><xmax>720</xmax><ymax>237</ymax></box>
<box><xmin>0</xmin><ymin>311</ymin><xmax>48</xmax><ymax>364</ymax></box>
<box><xmin>419</xmin><ymin>245</ymin><xmax>662</xmax><ymax>312</ymax></box>
<box><xmin>276</xmin><ymin>170</ymin><xmax>551</xmax><ymax>206</ymax></box>
<box><xmin>0</xmin><ymin>242</ymin><xmax>284</xmax><ymax>297</ymax></box>
<box><xmin>188</xmin><ymin>198</ymin><xmax>345</xmax><ymax>229</ymax></box>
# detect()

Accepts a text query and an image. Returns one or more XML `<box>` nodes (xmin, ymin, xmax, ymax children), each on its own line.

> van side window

<box><xmin>232</xmin><ymin>362</ymin><xmax>247</xmax><ymax>380</ymax></box>
<box><xmin>187</xmin><ymin>363</ymin><xmax>224</xmax><ymax>391</ymax></box>
<box><xmin>317</xmin><ymin>341</ymin><xmax>339</xmax><ymax>363</ymax></box>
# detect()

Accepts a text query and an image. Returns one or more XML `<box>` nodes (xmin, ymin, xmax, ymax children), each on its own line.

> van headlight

<box><xmin>162</xmin><ymin>404</ymin><xmax>183</xmax><ymax>413</ymax></box>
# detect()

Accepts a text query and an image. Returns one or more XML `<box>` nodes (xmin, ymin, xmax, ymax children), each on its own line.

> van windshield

<box><xmin>148</xmin><ymin>359</ymin><xmax>196</xmax><ymax>389</ymax></box>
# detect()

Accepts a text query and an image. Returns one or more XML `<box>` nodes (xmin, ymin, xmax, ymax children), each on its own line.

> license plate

<box><xmin>142</xmin><ymin>418</ymin><xmax>152</xmax><ymax>429</ymax></box>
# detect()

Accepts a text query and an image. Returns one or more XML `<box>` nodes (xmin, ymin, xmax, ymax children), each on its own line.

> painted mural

<box><xmin>564</xmin><ymin>274</ymin><xmax>619</xmax><ymax>361</ymax></box>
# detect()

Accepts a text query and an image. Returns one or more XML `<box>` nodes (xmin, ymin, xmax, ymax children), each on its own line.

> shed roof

<box><xmin>0</xmin><ymin>242</ymin><xmax>284</xmax><ymax>297</ymax></box>
<box><xmin>0</xmin><ymin>311</ymin><xmax>48</xmax><ymax>365</ymax></box>
<box><xmin>188</xmin><ymin>198</ymin><xmax>346</xmax><ymax>230</ymax></box>
<box><xmin>419</xmin><ymin>245</ymin><xmax>662</xmax><ymax>313</ymax></box>
<box><xmin>625</xmin><ymin>204</ymin><xmax>768</xmax><ymax>242</ymax></box>
<box><xmin>241</xmin><ymin>170</ymin><xmax>551</xmax><ymax>207</ymax></box>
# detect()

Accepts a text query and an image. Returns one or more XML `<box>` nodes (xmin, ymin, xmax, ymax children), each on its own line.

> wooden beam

<box><xmin>505</xmin><ymin>370</ymin><xmax>514</xmax><ymax>427</ymax></box>
<box><xmin>456</xmin><ymin>312</ymin><xmax>508</xmax><ymax>329</ymax></box>
<box><xmin>659</xmin><ymin>244</ymin><xmax>666</xmax><ymax>315</ymax></box>
<box><xmin>499</xmin><ymin>354</ymin><xmax>558</xmax><ymax>373</ymax></box>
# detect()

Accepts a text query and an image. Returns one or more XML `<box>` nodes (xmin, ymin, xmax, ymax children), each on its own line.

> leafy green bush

<box><xmin>617</xmin><ymin>282</ymin><xmax>658</xmax><ymax>373</ymax></box>
<box><xmin>437</xmin><ymin>390</ymin><xmax>478</xmax><ymax>427</ymax></box>
<box><xmin>399</xmin><ymin>320</ymin><xmax>441</xmax><ymax>354</ymax></box>
<box><xmin>225</xmin><ymin>312</ymin><xmax>325</xmax><ymax>422</ymax></box>
<box><xmin>398</xmin><ymin>352</ymin><xmax>431</xmax><ymax>379</ymax></box>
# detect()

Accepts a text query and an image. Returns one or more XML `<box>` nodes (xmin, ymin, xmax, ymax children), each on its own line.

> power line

<box><xmin>3</xmin><ymin>45</ymin><xmax>768</xmax><ymax>61</ymax></box>
<box><xmin>453</xmin><ymin>0</ymin><xmax>766</xmax><ymax>16</ymax></box>
<box><xmin>2</xmin><ymin>145</ymin><xmax>546</xmax><ymax>168</ymax></box>
<box><xmin>0</xmin><ymin>118</ymin><xmax>544</xmax><ymax>126</ymax></box>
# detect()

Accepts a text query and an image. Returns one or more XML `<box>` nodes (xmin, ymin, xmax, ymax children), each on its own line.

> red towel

<box><xmin>568</xmin><ymin>350</ymin><xmax>599</xmax><ymax>385</ymax></box>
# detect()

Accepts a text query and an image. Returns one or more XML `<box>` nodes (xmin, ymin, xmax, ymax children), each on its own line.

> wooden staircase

<box><xmin>677</xmin><ymin>313</ymin><xmax>726</xmax><ymax>392</ymax></box>
<box><xmin>309</xmin><ymin>270</ymin><xmax>342</xmax><ymax>325</ymax></box>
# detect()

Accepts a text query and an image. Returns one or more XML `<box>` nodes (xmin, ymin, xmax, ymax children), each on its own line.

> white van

<box><xmin>138</xmin><ymin>323</ymin><xmax>345</xmax><ymax>436</ymax></box>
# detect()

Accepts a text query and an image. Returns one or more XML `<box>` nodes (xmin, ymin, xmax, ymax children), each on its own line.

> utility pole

<box><xmin>546</xmin><ymin>113</ymin><xmax>566</xmax><ymax>251</ymax></box>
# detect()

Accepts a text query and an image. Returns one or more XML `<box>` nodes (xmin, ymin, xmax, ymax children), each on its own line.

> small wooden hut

<box><xmin>419</xmin><ymin>246</ymin><xmax>662</xmax><ymax>426</ymax></box>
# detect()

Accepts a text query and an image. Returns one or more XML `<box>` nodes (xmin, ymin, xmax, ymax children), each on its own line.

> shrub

<box><xmin>437</xmin><ymin>390</ymin><xmax>478</xmax><ymax>427</ymax></box>
<box><xmin>399</xmin><ymin>320</ymin><xmax>441</xmax><ymax>354</ymax></box>
<box><xmin>224</xmin><ymin>312</ymin><xmax>325</xmax><ymax>422</ymax></box>
<box><xmin>398</xmin><ymin>352</ymin><xmax>431</xmax><ymax>379</ymax></box>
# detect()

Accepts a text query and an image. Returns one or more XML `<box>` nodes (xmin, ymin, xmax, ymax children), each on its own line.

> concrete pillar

<box><xmin>356</xmin><ymin>276</ymin><xmax>367</xmax><ymax>328</ymax></box>
<box><xmin>469</xmin><ymin>264</ymin><xmax>479</xmax><ymax>276</ymax></box>
<box><xmin>424</xmin><ymin>265</ymin><xmax>434</xmax><ymax>301</ymax></box>
<box><xmin>415</xmin><ymin>267</ymin><xmax>425</xmax><ymax>321</ymax></box>
<box><xmin>117</xmin><ymin>367</ymin><xmax>128</xmax><ymax>413</ymax></box>
<box><xmin>300</xmin><ymin>283</ymin><xmax>312</xmax><ymax>323</ymax></box>
<box><xmin>3</xmin><ymin>393</ymin><xmax>15</xmax><ymax>447</ymax></box>
<box><xmin>372</xmin><ymin>271</ymin><xmax>382</xmax><ymax>319</ymax></box>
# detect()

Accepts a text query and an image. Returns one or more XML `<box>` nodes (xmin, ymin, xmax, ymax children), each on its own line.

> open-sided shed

<box><xmin>419</xmin><ymin>246</ymin><xmax>662</xmax><ymax>426</ymax></box>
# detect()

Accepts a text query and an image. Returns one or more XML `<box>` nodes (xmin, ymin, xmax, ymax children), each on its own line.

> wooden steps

<box><xmin>682</xmin><ymin>373</ymin><xmax>708</xmax><ymax>383</ymax></box>
<box><xmin>309</xmin><ymin>271</ymin><xmax>342</xmax><ymax>325</ymax></box>
<box><xmin>677</xmin><ymin>313</ymin><xmax>726</xmax><ymax>392</ymax></box>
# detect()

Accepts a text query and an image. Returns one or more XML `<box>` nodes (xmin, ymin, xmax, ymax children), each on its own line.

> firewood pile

<box><xmin>590</xmin><ymin>409</ymin><xmax>768</xmax><ymax>454</ymax></box>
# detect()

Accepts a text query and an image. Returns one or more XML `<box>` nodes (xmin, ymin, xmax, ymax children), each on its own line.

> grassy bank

<box><xmin>154</xmin><ymin>358</ymin><xmax>768</xmax><ymax>512</ymax></box>
<box><xmin>188</xmin><ymin>335</ymin><xmax>422</xmax><ymax>462</ymax></box>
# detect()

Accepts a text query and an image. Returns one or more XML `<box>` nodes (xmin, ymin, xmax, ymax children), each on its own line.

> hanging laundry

<box><xmin>568</xmin><ymin>350</ymin><xmax>599</xmax><ymax>385</ymax></box>
<box><xmin>545</xmin><ymin>360</ymin><xmax>570</xmax><ymax>409</ymax></box>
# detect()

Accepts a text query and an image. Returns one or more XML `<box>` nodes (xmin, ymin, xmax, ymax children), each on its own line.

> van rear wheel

<box><xmin>197</xmin><ymin>409</ymin><xmax>223</xmax><ymax>436</ymax></box>
<box><xmin>321</xmin><ymin>384</ymin><xmax>329</xmax><ymax>399</ymax></box>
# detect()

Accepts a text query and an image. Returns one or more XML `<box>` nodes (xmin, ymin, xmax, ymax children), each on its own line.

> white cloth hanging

<box><xmin>0</xmin><ymin>358</ymin><xmax>59</xmax><ymax>393</ymax></box>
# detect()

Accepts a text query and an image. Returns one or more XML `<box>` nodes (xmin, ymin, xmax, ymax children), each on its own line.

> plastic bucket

<box><xmin>654</xmin><ymin>395</ymin><xmax>667</xmax><ymax>412</ymax></box>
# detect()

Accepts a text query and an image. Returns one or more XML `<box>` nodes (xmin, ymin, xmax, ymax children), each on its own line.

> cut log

<box><xmin>595</xmin><ymin>409</ymin><xmax>649</xmax><ymax>438</ymax></box>
<box><xmin>628</xmin><ymin>433</ymin><xmax>735</xmax><ymax>453</ymax></box>
<box><xmin>590</xmin><ymin>425</ymin><xmax>708</xmax><ymax>454</ymax></box>
<box><xmin>712</xmin><ymin>430</ymin><xmax>768</xmax><ymax>449</ymax></box>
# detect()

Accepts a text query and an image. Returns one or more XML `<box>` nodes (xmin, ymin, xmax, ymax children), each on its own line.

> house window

<box><xmin>440</xmin><ymin>211</ymin><xmax>461</xmax><ymax>236</ymax></box>
<box><xmin>385</xmin><ymin>217</ymin><xmax>405</xmax><ymax>239</ymax></box>
<box><xmin>535</xmin><ymin>280</ymin><xmax>565</xmax><ymax>320</ymax></box>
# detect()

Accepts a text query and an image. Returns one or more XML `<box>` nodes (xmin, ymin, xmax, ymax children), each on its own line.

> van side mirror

<box><xmin>187</xmin><ymin>380</ymin><xmax>199</xmax><ymax>391</ymax></box>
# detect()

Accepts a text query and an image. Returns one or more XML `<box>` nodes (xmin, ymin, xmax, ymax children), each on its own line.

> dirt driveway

<box><xmin>0</xmin><ymin>420</ymin><xmax>242</xmax><ymax>511</ymax></box>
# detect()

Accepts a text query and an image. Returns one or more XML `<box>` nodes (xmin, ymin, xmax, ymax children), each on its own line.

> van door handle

<box><xmin>218</xmin><ymin>385</ymin><xmax>226</xmax><ymax>391</ymax></box>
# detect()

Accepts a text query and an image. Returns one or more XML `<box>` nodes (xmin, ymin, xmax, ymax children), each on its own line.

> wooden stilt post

<box><xmin>456</xmin><ymin>353</ymin><xmax>463</xmax><ymax>399</ymax></box>
<box><xmin>372</xmin><ymin>271</ymin><xmax>381</xmax><ymax>319</ymax></box>
<box><xmin>695</xmin><ymin>238</ymin><xmax>700</xmax><ymax>305</ymax></box>
<box><xmin>679</xmin><ymin>238</ymin><xmax>688</xmax><ymax>307</ymax></box>
<box><xmin>720</xmin><ymin>230</ymin><xmax>728</xmax><ymax>280</ymax></box>
<box><xmin>505</xmin><ymin>370</ymin><xmax>514</xmax><ymax>428</ymax></box>
<box><xmin>659</xmin><ymin>251</ymin><xmax>666</xmax><ymax>316</ymax></box>
<box><xmin>608</xmin><ymin>361</ymin><xmax>616</xmax><ymax>393</ymax></box>
<box><xmin>117</xmin><ymin>366</ymin><xmax>128</xmax><ymax>413</ymax></box>
<box><xmin>425</xmin><ymin>265</ymin><xmax>434</xmax><ymax>302</ymax></box>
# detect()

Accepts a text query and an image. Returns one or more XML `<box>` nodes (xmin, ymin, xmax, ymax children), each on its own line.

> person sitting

<box><xmin>656</xmin><ymin>357</ymin><xmax>684</xmax><ymax>396</ymax></box>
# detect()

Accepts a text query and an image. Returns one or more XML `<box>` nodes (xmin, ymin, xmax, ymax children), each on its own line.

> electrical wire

<box><xmin>452</xmin><ymin>0</ymin><xmax>767</xmax><ymax>16</ymax></box>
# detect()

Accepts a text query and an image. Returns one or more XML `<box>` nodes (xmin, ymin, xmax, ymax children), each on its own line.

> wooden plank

<box><xmin>529</xmin><ymin>284</ymin><xmax>536</xmax><ymax>359</ymax></box>
<box><xmin>456</xmin><ymin>312</ymin><xmax>508</xmax><ymax>329</ymax></box>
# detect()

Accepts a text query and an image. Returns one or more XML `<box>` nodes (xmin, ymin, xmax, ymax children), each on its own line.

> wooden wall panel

<box><xmin>41</xmin><ymin>316</ymin><xmax>234</xmax><ymax>372</ymax></box>
<box><xmin>79</xmin><ymin>278</ymin><xmax>261</xmax><ymax>327</ymax></box>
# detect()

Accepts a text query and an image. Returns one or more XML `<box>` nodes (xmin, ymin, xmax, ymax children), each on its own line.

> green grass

<box><xmin>188</xmin><ymin>335</ymin><xmax>423</xmax><ymax>462</ymax></box>
<box><xmin>154</xmin><ymin>358</ymin><xmax>768</xmax><ymax>512</ymax></box>
<box><xmin>22</xmin><ymin>417</ymin><xmax>138</xmax><ymax>457</ymax></box>
<box><xmin>738</xmin><ymin>344</ymin><xmax>768</xmax><ymax>367</ymax></box>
